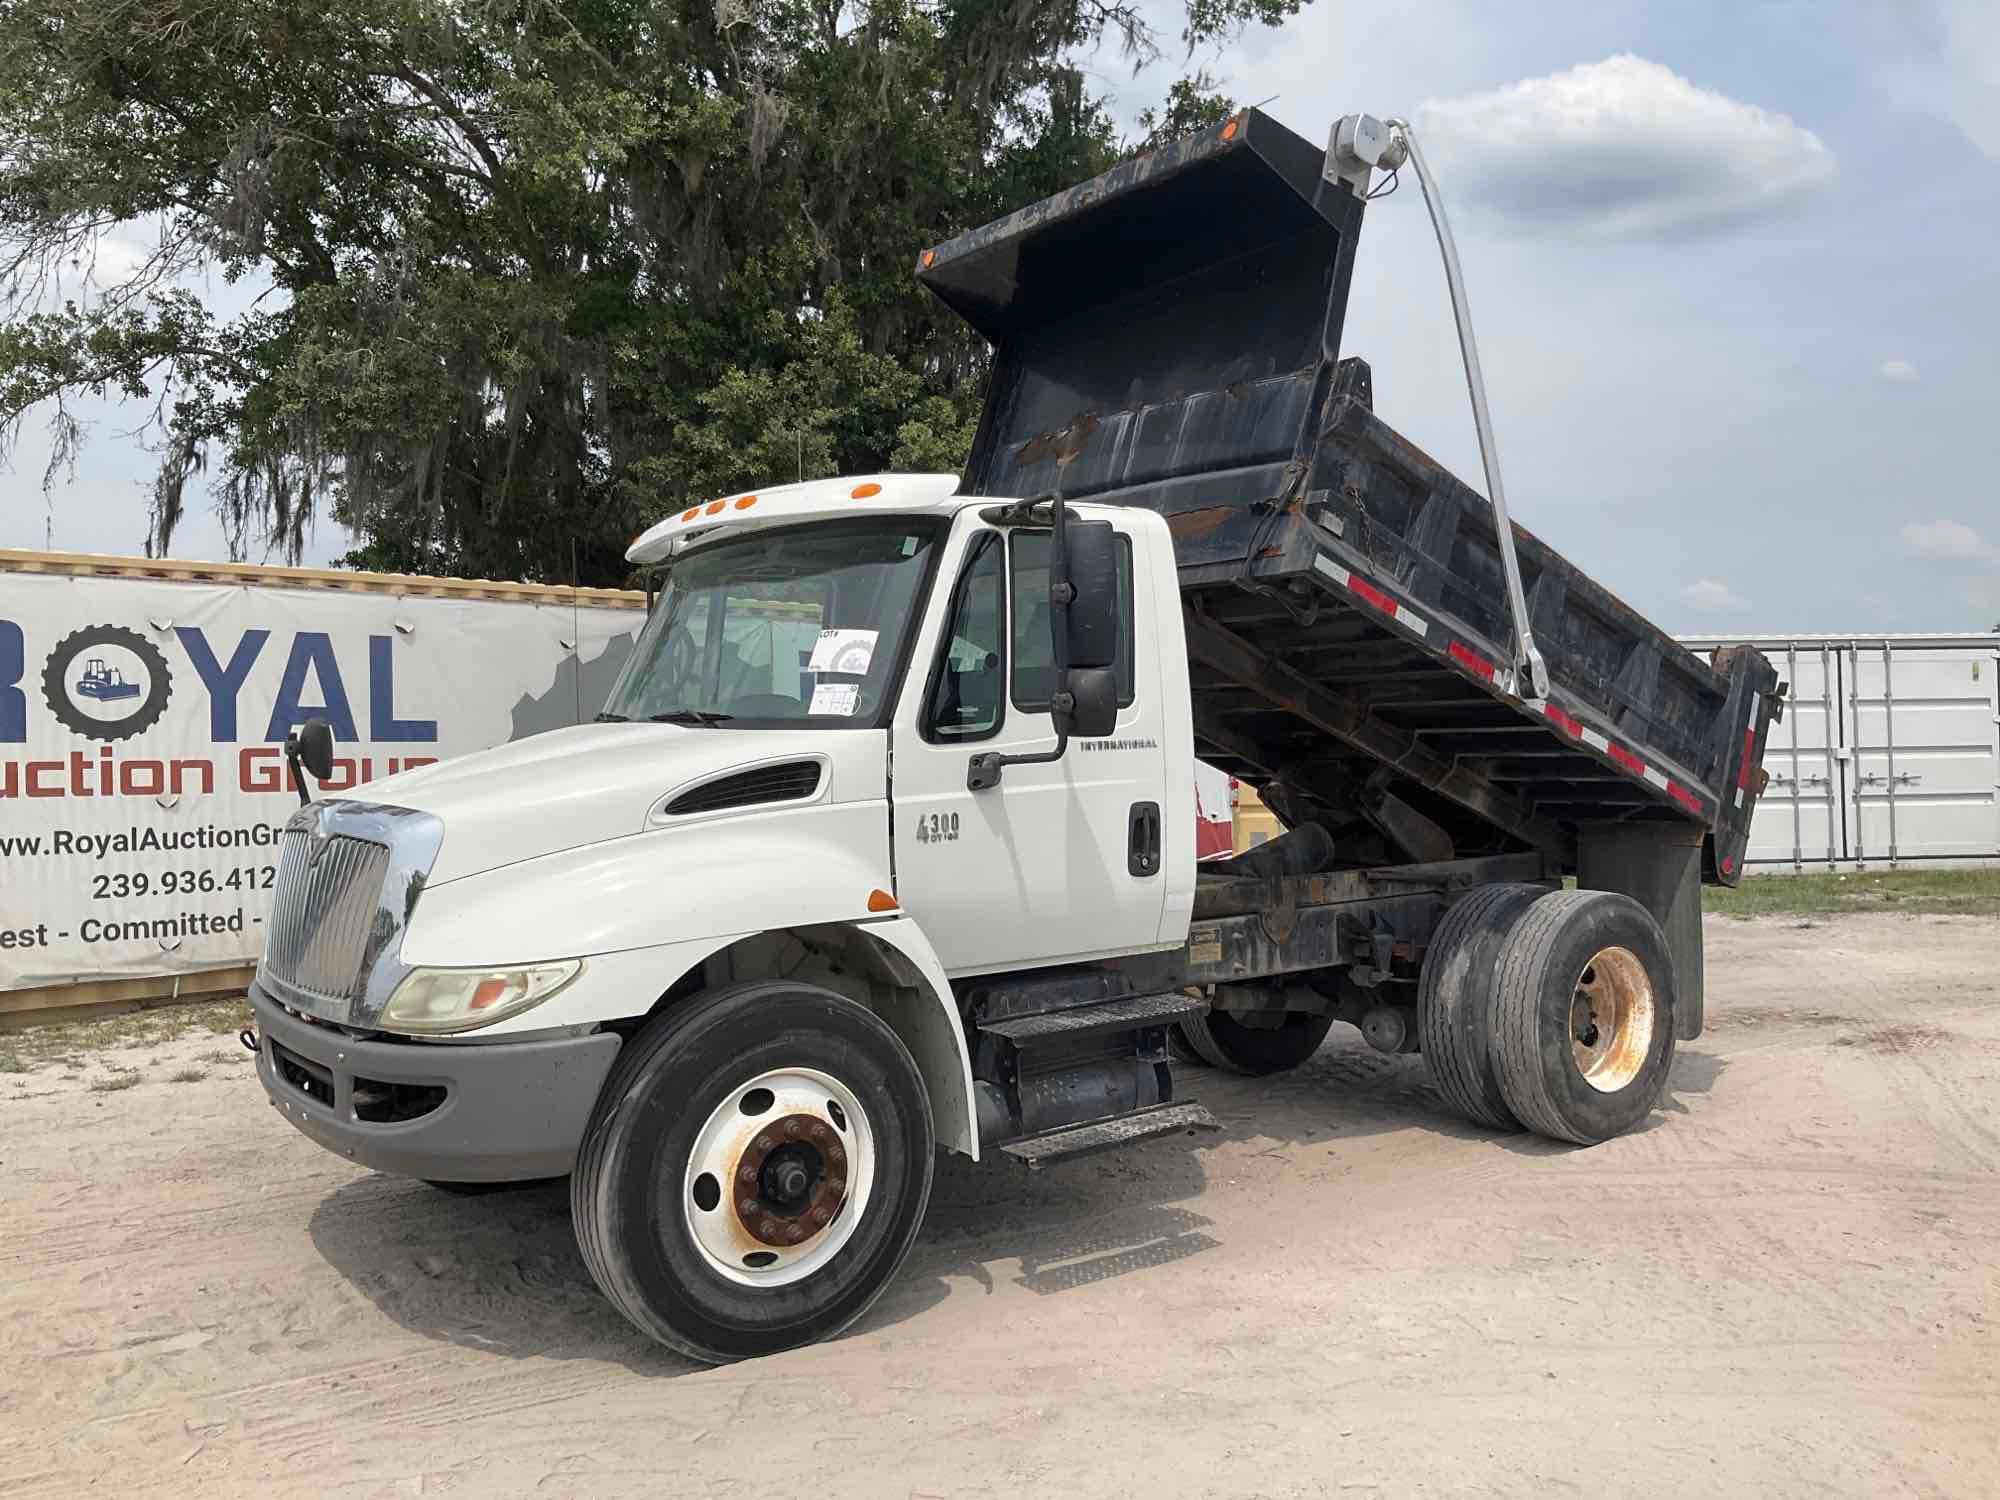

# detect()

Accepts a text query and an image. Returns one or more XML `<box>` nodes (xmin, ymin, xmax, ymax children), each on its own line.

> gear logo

<box><xmin>42</xmin><ymin>624</ymin><xmax>174</xmax><ymax>742</ymax></box>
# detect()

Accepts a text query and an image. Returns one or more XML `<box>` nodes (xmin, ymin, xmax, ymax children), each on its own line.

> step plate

<box><xmin>980</xmin><ymin>990</ymin><xmax>1208</xmax><ymax>1043</ymax></box>
<box><xmin>999</xmin><ymin>1102</ymin><xmax>1219</xmax><ymax>1169</ymax></box>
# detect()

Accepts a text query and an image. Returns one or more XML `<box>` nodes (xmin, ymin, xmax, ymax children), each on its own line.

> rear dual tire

<box><xmin>1421</xmin><ymin>886</ymin><xmax>1676</xmax><ymax>1145</ymax></box>
<box><xmin>1175</xmin><ymin>1008</ymin><xmax>1335</xmax><ymax>1075</ymax></box>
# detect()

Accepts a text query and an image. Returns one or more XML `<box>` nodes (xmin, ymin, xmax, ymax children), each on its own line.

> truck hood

<box><xmin>348</xmin><ymin>722</ymin><xmax>883</xmax><ymax>884</ymax></box>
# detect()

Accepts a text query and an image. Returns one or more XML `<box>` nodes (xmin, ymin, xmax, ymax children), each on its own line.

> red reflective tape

<box><xmin>1666</xmin><ymin>781</ymin><xmax>1705</xmax><ymax>815</ymax></box>
<box><xmin>1447</xmin><ymin>641</ymin><xmax>1496</xmax><ymax>680</ymax></box>
<box><xmin>1738</xmin><ymin>728</ymin><xmax>1756</xmax><ymax>789</ymax></box>
<box><xmin>1346</xmin><ymin>575</ymin><xmax>1397</xmax><ymax>616</ymax></box>
<box><xmin>1605</xmin><ymin>742</ymin><xmax>1647</xmax><ymax>776</ymax></box>
<box><xmin>1543</xmin><ymin>702</ymin><xmax>1582</xmax><ymax>737</ymax></box>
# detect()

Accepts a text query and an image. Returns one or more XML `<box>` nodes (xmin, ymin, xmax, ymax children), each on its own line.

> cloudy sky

<box><xmin>5</xmin><ymin>0</ymin><xmax>1998</xmax><ymax>633</ymax></box>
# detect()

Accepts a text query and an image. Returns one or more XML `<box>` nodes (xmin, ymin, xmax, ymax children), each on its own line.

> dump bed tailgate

<box><xmin>918</xmin><ymin>108</ymin><xmax>1781</xmax><ymax>882</ymax></box>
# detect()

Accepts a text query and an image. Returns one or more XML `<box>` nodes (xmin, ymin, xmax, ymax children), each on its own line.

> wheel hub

<box><xmin>1569</xmin><ymin>945</ymin><xmax>1656</xmax><ymax>1094</ymax></box>
<box><xmin>736</xmin><ymin>1114</ymin><xmax>849</xmax><ymax>1247</ymax></box>
<box><xmin>683</xmin><ymin>1067</ymin><xmax>875</xmax><ymax>1287</ymax></box>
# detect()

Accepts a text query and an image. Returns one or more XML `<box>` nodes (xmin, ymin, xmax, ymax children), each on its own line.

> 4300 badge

<box><xmin>914</xmin><ymin>812</ymin><xmax>960</xmax><ymax>844</ymax></box>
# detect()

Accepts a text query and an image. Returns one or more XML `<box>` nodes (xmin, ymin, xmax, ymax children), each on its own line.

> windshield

<box><xmin>602</xmin><ymin>518</ymin><xmax>943</xmax><ymax>727</ymax></box>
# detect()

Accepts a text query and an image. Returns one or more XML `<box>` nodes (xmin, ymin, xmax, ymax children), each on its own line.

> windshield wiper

<box><xmin>594</xmin><ymin>711</ymin><xmax>630</xmax><ymax>723</ymax></box>
<box><xmin>649</xmin><ymin>709</ymin><xmax>736</xmax><ymax>726</ymax></box>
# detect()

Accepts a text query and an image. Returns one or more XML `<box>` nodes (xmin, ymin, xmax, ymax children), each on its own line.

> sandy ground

<box><xmin>2</xmin><ymin>912</ymin><xmax>1996</xmax><ymax>1499</ymax></box>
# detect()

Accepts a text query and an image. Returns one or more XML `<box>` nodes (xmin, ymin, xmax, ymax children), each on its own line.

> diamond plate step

<box><xmin>998</xmin><ymin>1102</ymin><xmax>1219</xmax><ymax>1169</ymax></box>
<box><xmin>978</xmin><ymin>990</ymin><xmax>1208</xmax><ymax>1043</ymax></box>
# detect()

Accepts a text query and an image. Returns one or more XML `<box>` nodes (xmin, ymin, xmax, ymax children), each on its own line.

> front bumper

<box><xmin>250</xmin><ymin>983</ymin><xmax>622</xmax><ymax>1182</ymax></box>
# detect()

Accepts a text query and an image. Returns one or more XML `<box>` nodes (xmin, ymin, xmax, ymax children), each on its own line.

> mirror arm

<box><xmin>282</xmin><ymin>731</ymin><xmax>314</xmax><ymax>807</ymax></box>
<box><xmin>966</xmin><ymin>726</ymin><xmax>1069</xmax><ymax>792</ymax></box>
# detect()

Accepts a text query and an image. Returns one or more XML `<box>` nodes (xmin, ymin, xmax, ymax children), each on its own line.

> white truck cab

<box><xmin>251</xmin><ymin>473</ymin><xmax>1203</xmax><ymax>1361</ymax></box>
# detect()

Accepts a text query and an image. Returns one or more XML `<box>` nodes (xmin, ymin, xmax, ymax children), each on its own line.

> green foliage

<box><xmin>0</xmin><ymin>0</ymin><xmax>1309</xmax><ymax>583</ymax></box>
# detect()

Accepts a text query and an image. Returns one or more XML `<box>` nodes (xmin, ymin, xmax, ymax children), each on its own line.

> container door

<box><xmin>1746</xmin><ymin>642</ymin><xmax>1844</xmax><ymax>869</ymax></box>
<box><xmin>1848</xmin><ymin>642</ymin><xmax>2000</xmax><ymax>863</ymax></box>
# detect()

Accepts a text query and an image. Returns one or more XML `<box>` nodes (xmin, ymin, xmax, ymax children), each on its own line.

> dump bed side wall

<box><xmin>919</xmin><ymin>108</ymin><xmax>1784</xmax><ymax>880</ymax></box>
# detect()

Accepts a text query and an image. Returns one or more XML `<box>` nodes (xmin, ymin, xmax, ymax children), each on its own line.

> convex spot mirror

<box><xmin>290</xmin><ymin>716</ymin><xmax>335</xmax><ymax>780</ymax></box>
<box><xmin>1055</xmin><ymin>666</ymin><xmax>1118</xmax><ymax>739</ymax></box>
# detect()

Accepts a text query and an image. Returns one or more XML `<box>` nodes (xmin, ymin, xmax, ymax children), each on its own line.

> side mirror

<box><xmin>283</xmin><ymin>716</ymin><xmax>336</xmax><ymax>806</ymax></box>
<box><xmin>1054</xmin><ymin>667</ymin><xmax>1117</xmax><ymax>739</ymax></box>
<box><xmin>1060</xmin><ymin>520</ymin><xmax>1119</xmax><ymax>670</ymax></box>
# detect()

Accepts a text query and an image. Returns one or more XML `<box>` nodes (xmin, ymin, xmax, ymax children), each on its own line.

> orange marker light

<box><xmin>705</xmin><ymin>499</ymin><xmax>727</xmax><ymax>516</ymax></box>
<box><xmin>469</xmin><ymin>977</ymin><xmax>512</xmax><ymax>1011</ymax></box>
<box><xmin>1220</xmin><ymin>117</ymin><xmax>1240</xmax><ymax>141</ymax></box>
<box><xmin>866</xmin><ymin>889</ymin><xmax>898</xmax><ymax>912</ymax></box>
<box><xmin>735</xmin><ymin>495</ymin><xmax>758</xmax><ymax>510</ymax></box>
<box><xmin>680</xmin><ymin>506</ymin><xmax>700</xmax><ymax>522</ymax></box>
<box><xmin>851</xmin><ymin>482</ymin><xmax>883</xmax><ymax>499</ymax></box>
<box><xmin>920</xmin><ymin>249</ymin><xmax>936</xmax><ymax>269</ymax></box>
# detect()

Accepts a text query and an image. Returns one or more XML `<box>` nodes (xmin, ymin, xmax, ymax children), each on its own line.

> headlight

<box><xmin>381</xmin><ymin>961</ymin><xmax>582</xmax><ymax>1034</ymax></box>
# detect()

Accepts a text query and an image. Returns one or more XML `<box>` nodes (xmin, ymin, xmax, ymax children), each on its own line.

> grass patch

<box><xmin>1705</xmin><ymin>869</ymin><xmax>2000</xmax><ymax>919</ymax></box>
<box><xmin>168</xmin><ymin>1067</ymin><xmax>207</xmax><ymax>1084</ymax></box>
<box><xmin>88</xmin><ymin>1072</ymin><xmax>142</xmax><ymax>1093</ymax></box>
<box><xmin>0</xmin><ymin>997</ymin><xmax>252</xmax><ymax>1070</ymax></box>
<box><xmin>0</xmin><ymin>1051</ymin><xmax>25</xmax><ymax>1075</ymax></box>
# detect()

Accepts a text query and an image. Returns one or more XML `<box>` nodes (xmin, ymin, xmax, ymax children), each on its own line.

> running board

<box><xmin>998</xmin><ymin>1102</ymin><xmax>1219</xmax><ymax>1169</ymax></box>
<box><xmin>978</xmin><ymin>990</ymin><xmax>1208</xmax><ymax>1043</ymax></box>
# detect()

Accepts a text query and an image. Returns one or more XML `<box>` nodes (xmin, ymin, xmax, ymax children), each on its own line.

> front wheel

<box><xmin>572</xmin><ymin>981</ymin><xmax>934</xmax><ymax>1363</ymax></box>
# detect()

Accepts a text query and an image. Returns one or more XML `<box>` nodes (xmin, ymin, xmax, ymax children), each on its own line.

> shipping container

<box><xmin>1678</xmin><ymin>633</ymin><xmax>2000</xmax><ymax>868</ymax></box>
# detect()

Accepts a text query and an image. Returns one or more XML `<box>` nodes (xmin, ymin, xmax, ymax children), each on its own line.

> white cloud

<box><xmin>1680</xmin><ymin>578</ymin><xmax>1748</xmax><ymax>613</ymax></box>
<box><xmin>1959</xmin><ymin>574</ymin><xmax>2000</xmax><ymax>614</ymax></box>
<box><xmin>1414</xmin><ymin>55</ymin><xmax>1837</xmax><ymax>238</ymax></box>
<box><xmin>1877</xmin><ymin>358</ymin><xmax>1920</xmax><ymax>384</ymax></box>
<box><xmin>1900</xmin><ymin>518</ymin><xmax>1997</xmax><ymax>565</ymax></box>
<box><xmin>1937</xmin><ymin>0</ymin><xmax>2000</xmax><ymax>160</ymax></box>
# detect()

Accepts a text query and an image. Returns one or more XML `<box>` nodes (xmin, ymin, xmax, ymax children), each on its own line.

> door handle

<box><xmin>1128</xmin><ymin>801</ymin><xmax>1161</xmax><ymax>877</ymax></box>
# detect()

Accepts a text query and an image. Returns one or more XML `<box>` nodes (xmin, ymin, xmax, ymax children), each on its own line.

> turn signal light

<box><xmin>866</xmin><ymin>889</ymin><xmax>898</xmax><ymax>912</ymax></box>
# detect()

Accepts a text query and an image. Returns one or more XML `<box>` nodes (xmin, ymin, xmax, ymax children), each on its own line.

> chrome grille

<box><xmin>262</xmin><ymin>829</ymin><xmax>391</xmax><ymax>1008</ymax></box>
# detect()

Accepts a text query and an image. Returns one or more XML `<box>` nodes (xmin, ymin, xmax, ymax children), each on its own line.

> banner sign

<box><xmin>0</xmin><ymin>570</ymin><xmax>641</xmax><ymax>990</ymax></box>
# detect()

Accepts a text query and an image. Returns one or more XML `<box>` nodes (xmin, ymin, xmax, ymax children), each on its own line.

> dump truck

<box><xmin>247</xmin><ymin>109</ymin><xmax>1783</xmax><ymax>1363</ymax></box>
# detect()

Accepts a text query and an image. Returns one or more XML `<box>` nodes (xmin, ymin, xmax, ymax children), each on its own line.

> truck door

<box><xmin>891</xmin><ymin>516</ymin><xmax>1173</xmax><ymax>974</ymax></box>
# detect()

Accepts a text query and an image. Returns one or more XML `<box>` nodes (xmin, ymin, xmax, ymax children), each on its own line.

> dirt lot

<box><xmin>3</xmin><ymin>912</ymin><xmax>1996</xmax><ymax>1499</ymax></box>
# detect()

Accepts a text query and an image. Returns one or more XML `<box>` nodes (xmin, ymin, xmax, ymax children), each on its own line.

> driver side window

<box><xmin>922</xmin><ymin>533</ymin><xmax>1004</xmax><ymax>742</ymax></box>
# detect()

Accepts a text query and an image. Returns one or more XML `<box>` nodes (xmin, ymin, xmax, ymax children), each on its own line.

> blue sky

<box><xmin>4</xmin><ymin>0</ymin><xmax>1997</xmax><ymax>631</ymax></box>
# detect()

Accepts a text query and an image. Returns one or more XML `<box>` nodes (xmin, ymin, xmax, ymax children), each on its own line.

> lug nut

<box><xmin>739</xmin><ymin>1199</ymin><xmax>759</xmax><ymax>1217</ymax></box>
<box><xmin>784</xmin><ymin>1119</ymin><xmax>802</xmax><ymax>1138</ymax></box>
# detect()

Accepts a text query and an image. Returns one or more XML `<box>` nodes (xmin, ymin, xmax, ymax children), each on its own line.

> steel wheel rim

<box><xmin>1568</xmin><ymin>945</ymin><xmax>1655</xmax><ymax>1094</ymax></box>
<box><xmin>683</xmin><ymin>1066</ymin><xmax>877</xmax><ymax>1287</ymax></box>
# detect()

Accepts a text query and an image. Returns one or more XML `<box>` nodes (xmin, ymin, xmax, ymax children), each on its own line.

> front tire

<box><xmin>572</xmin><ymin>981</ymin><xmax>934</xmax><ymax>1363</ymax></box>
<box><xmin>1492</xmin><ymin>890</ymin><xmax>1677</xmax><ymax>1145</ymax></box>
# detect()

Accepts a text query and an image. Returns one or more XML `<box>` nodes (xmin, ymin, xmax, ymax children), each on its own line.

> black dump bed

<box><xmin>918</xmin><ymin>108</ymin><xmax>1781</xmax><ymax>884</ymax></box>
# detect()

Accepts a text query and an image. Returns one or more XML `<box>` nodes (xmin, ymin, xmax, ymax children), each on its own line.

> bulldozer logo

<box><xmin>41</xmin><ymin>625</ymin><xmax>174</xmax><ymax>743</ymax></box>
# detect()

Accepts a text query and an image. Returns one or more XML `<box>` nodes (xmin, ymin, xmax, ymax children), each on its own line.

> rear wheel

<box><xmin>1416</xmin><ymin>883</ymin><xmax>1545</xmax><ymax>1130</ymax></box>
<box><xmin>1492</xmin><ymin>890</ymin><xmax>1677</xmax><ymax>1145</ymax></box>
<box><xmin>1175</xmin><ymin>1008</ymin><xmax>1334</xmax><ymax>1075</ymax></box>
<box><xmin>572</xmin><ymin>981</ymin><xmax>934</xmax><ymax>1363</ymax></box>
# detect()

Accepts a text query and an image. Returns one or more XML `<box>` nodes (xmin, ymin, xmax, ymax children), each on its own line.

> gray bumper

<box><xmin>250</xmin><ymin>983</ymin><xmax>622</xmax><ymax>1182</ymax></box>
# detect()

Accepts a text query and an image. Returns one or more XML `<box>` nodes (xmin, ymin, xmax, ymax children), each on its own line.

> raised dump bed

<box><xmin>920</xmin><ymin>107</ymin><xmax>1781</xmax><ymax>884</ymax></box>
